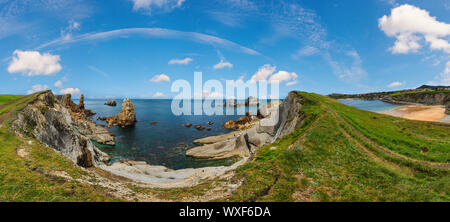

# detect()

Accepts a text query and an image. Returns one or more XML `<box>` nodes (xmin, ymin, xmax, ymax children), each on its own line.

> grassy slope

<box><xmin>0</xmin><ymin>92</ymin><xmax>120</xmax><ymax>201</ymax></box>
<box><xmin>222</xmin><ymin>92</ymin><xmax>449</xmax><ymax>202</ymax></box>
<box><xmin>0</xmin><ymin>95</ymin><xmax>23</xmax><ymax>105</ymax></box>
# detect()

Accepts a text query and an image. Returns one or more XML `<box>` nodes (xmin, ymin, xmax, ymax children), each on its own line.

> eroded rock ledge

<box><xmin>186</xmin><ymin>92</ymin><xmax>305</xmax><ymax>160</ymax></box>
<box><xmin>11</xmin><ymin>92</ymin><xmax>111</xmax><ymax>167</ymax></box>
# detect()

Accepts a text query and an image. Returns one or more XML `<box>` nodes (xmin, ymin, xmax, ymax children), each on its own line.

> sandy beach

<box><xmin>381</xmin><ymin>105</ymin><xmax>448</xmax><ymax>122</ymax></box>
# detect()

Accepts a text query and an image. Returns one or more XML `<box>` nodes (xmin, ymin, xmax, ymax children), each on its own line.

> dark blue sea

<box><xmin>77</xmin><ymin>99</ymin><xmax>266</xmax><ymax>170</ymax></box>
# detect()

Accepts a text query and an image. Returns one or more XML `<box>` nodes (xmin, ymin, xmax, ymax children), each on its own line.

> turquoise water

<box><xmin>338</xmin><ymin>99</ymin><xmax>401</xmax><ymax>112</ymax></box>
<box><xmin>78</xmin><ymin>99</ymin><xmax>264</xmax><ymax>170</ymax></box>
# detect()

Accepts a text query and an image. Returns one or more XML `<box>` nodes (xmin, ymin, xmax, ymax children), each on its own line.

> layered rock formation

<box><xmin>56</xmin><ymin>94</ymin><xmax>115</xmax><ymax>145</ymax></box>
<box><xmin>100</xmin><ymin>99</ymin><xmax>137</xmax><ymax>128</ymax></box>
<box><xmin>11</xmin><ymin>91</ymin><xmax>110</xmax><ymax>167</ymax></box>
<box><xmin>187</xmin><ymin>92</ymin><xmax>304</xmax><ymax>159</ymax></box>
<box><xmin>381</xmin><ymin>92</ymin><xmax>450</xmax><ymax>114</ymax></box>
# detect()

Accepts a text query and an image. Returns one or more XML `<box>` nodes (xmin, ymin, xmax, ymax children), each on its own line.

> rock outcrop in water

<box><xmin>187</xmin><ymin>92</ymin><xmax>304</xmax><ymax>159</ymax></box>
<box><xmin>11</xmin><ymin>91</ymin><xmax>111</xmax><ymax>167</ymax></box>
<box><xmin>100</xmin><ymin>99</ymin><xmax>137</xmax><ymax>128</ymax></box>
<box><xmin>245</xmin><ymin>96</ymin><xmax>260</xmax><ymax>106</ymax></box>
<box><xmin>104</xmin><ymin>100</ymin><xmax>117</xmax><ymax>106</ymax></box>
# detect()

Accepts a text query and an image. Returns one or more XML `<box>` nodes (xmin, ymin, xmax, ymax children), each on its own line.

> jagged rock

<box><xmin>104</xmin><ymin>100</ymin><xmax>117</xmax><ymax>106</ymax></box>
<box><xmin>246</xmin><ymin>96</ymin><xmax>260</xmax><ymax>106</ymax></box>
<box><xmin>194</xmin><ymin>125</ymin><xmax>206</xmax><ymax>130</ymax></box>
<box><xmin>55</xmin><ymin>94</ymin><xmax>114</xmax><ymax>145</ymax></box>
<box><xmin>56</xmin><ymin>94</ymin><xmax>95</xmax><ymax>117</ymax></box>
<box><xmin>187</xmin><ymin>92</ymin><xmax>303</xmax><ymax>160</ymax></box>
<box><xmin>79</xmin><ymin>94</ymin><xmax>85</xmax><ymax>110</ymax></box>
<box><xmin>116</xmin><ymin>99</ymin><xmax>137</xmax><ymax>127</ymax></box>
<box><xmin>258</xmin><ymin>100</ymin><xmax>282</xmax><ymax>118</ymax></box>
<box><xmin>100</xmin><ymin>99</ymin><xmax>137</xmax><ymax>128</ymax></box>
<box><xmin>222</xmin><ymin>120</ymin><xmax>236</xmax><ymax>129</ymax></box>
<box><xmin>11</xmin><ymin>91</ymin><xmax>110</xmax><ymax>167</ymax></box>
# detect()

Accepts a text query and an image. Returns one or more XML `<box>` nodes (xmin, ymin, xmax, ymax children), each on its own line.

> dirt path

<box><xmin>0</xmin><ymin>96</ymin><xmax>30</xmax><ymax>126</ymax></box>
<box><xmin>329</xmin><ymin>109</ymin><xmax>450</xmax><ymax>170</ymax></box>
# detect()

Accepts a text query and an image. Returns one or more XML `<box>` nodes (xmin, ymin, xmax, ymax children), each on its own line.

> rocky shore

<box><xmin>9</xmin><ymin>91</ymin><xmax>306</xmax><ymax>188</ymax></box>
<box><xmin>11</xmin><ymin>92</ymin><xmax>112</xmax><ymax>167</ymax></box>
<box><xmin>186</xmin><ymin>94</ymin><xmax>302</xmax><ymax>160</ymax></box>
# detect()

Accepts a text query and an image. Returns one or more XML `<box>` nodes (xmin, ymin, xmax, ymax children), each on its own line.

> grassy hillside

<box><xmin>0</xmin><ymin>95</ymin><xmax>23</xmax><ymax>105</ymax></box>
<box><xmin>222</xmin><ymin>92</ymin><xmax>449</xmax><ymax>202</ymax></box>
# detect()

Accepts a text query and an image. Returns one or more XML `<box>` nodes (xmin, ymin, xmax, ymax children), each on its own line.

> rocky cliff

<box><xmin>381</xmin><ymin>92</ymin><xmax>450</xmax><ymax>114</ymax></box>
<box><xmin>186</xmin><ymin>91</ymin><xmax>305</xmax><ymax>159</ymax></box>
<box><xmin>11</xmin><ymin>91</ymin><xmax>111</xmax><ymax>167</ymax></box>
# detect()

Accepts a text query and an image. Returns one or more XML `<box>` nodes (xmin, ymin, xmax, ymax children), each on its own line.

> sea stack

<box><xmin>79</xmin><ymin>94</ymin><xmax>85</xmax><ymax>110</ymax></box>
<box><xmin>104</xmin><ymin>99</ymin><xmax>117</xmax><ymax>106</ymax></box>
<box><xmin>246</xmin><ymin>96</ymin><xmax>260</xmax><ymax>106</ymax></box>
<box><xmin>116</xmin><ymin>99</ymin><xmax>137</xmax><ymax>127</ymax></box>
<box><xmin>101</xmin><ymin>99</ymin><xmax>137</xmax><ymax>128</ymax></box>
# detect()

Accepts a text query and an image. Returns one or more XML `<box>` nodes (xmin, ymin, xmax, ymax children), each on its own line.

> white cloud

<box><xmin>268</xmin><ymin>71</ymin><xmax>298</xmax><ymax>84</ymax></box>
<box><xmin>27</xmin><ymin>84</ymin><xmax>48</xmax><ymax>94</ymax></box>
<box><xmin>249</xmin><ymin>64</ymin><xmax>299</xmax><ymax>86</ymax></box>
<box><xmin>286</xmin><ymin>80</ymin><xmax>298</xmax><ymax>86</ymax></box>
<box><xmin>249</xmin><ymin>64</ymin><xmax>276</xmax><ymax>83</ymax></box>
<box><xmin>379</xmin><ymin>4</ymin><xmax>450</xmax><ymax>54</ymax></box>
<box><xmin>60</xmin><ymin>88</ymin><xmax>81</xmax><ymax>95</ymax></box>
<box><xmin>150</xmin><ymin>74</ymin><xmax>171</xmax><ymax>82</ymax></box>
<box><xmin>87</xmin><ymin>65</ymin><xmax>109</xmax><ymax>77</ymax></box>
<box><xmin>152</xmin><ymin>92</ymin><xmax>165</xmax><ymax>98</ymax></box>
<box><xmin>7</xmin><ymin>50</ymin><xmax>62</xmax><ymax>76</ymax></box>
<box><xmin>324</xmin><ymin>51</ymin><xmax>367</xmax><ymax>80</ymax></box>
<box><xmin>213</xmin><ymin>60</ymin><xmax>233</xmax><ymax>69</ymax></box>
<box><xmin>132</xmin><ymin>0</ymin><xmax>185</xmax><ymax>12</ymax></box>
<box><xmin>292</xmin><ymin>46</ymin><xmax>319</xmax><ymax>59</ymax></box>
<box><xmin>38</xmin><ymin>28</ymin><xmax>260</xmax><ymax>55</ymax></box>
<box><xmin>387</xmin><ymin>81</ymin><xmax>404</xmax><ymax>87</ymax></box>
<box><xmin>54</xmin><ymin>80</ymin><xmax>63</xmax><ymax>89</ymax></box>
<box><xmin>168</xmin><ymin>57</ymin><xmax>193</xmax><ymax>65</ymax></box>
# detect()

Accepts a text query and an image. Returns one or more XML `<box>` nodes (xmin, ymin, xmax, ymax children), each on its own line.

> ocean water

<box><xmin>77</xmin><ymin>99</ymin><xmax>265</xmax><ymax>170</ymax></box>
<box><xmin>338</xmin><ymin>99</ymin><xmax>401</xmax><ymax>112</ymax></box>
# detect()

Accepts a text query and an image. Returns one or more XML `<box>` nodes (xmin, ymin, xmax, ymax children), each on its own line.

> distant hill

<box><xmin>417</xmin><ymin>85</ymin><xmax>450</xmax><ymax>90</ymax></box>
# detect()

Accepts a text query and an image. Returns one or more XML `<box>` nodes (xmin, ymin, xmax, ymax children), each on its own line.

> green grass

<box><xmin>388</xmin><ymin>90</ymin><xmax>450</xmax><ymax>97</ymax></box>
<box><xmin>320</xmin><ymin>94</ymin><xmax>449</xmax><ymax>163</ymax></box>
<box><xmin>0</xmin><ymin>95</ymin><xmax>23</xmax><ymax>105</ymax></box>
<box><xmin>221</xmin><ymin>92</ymin><xmax>449</xmax><ymax>202</ymax></box>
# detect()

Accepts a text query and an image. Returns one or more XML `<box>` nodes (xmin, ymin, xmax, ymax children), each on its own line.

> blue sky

<box><xmin>1</xmin><ymin>0</ymin><xmax>450</xmax><ymax>99</ymax></box>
